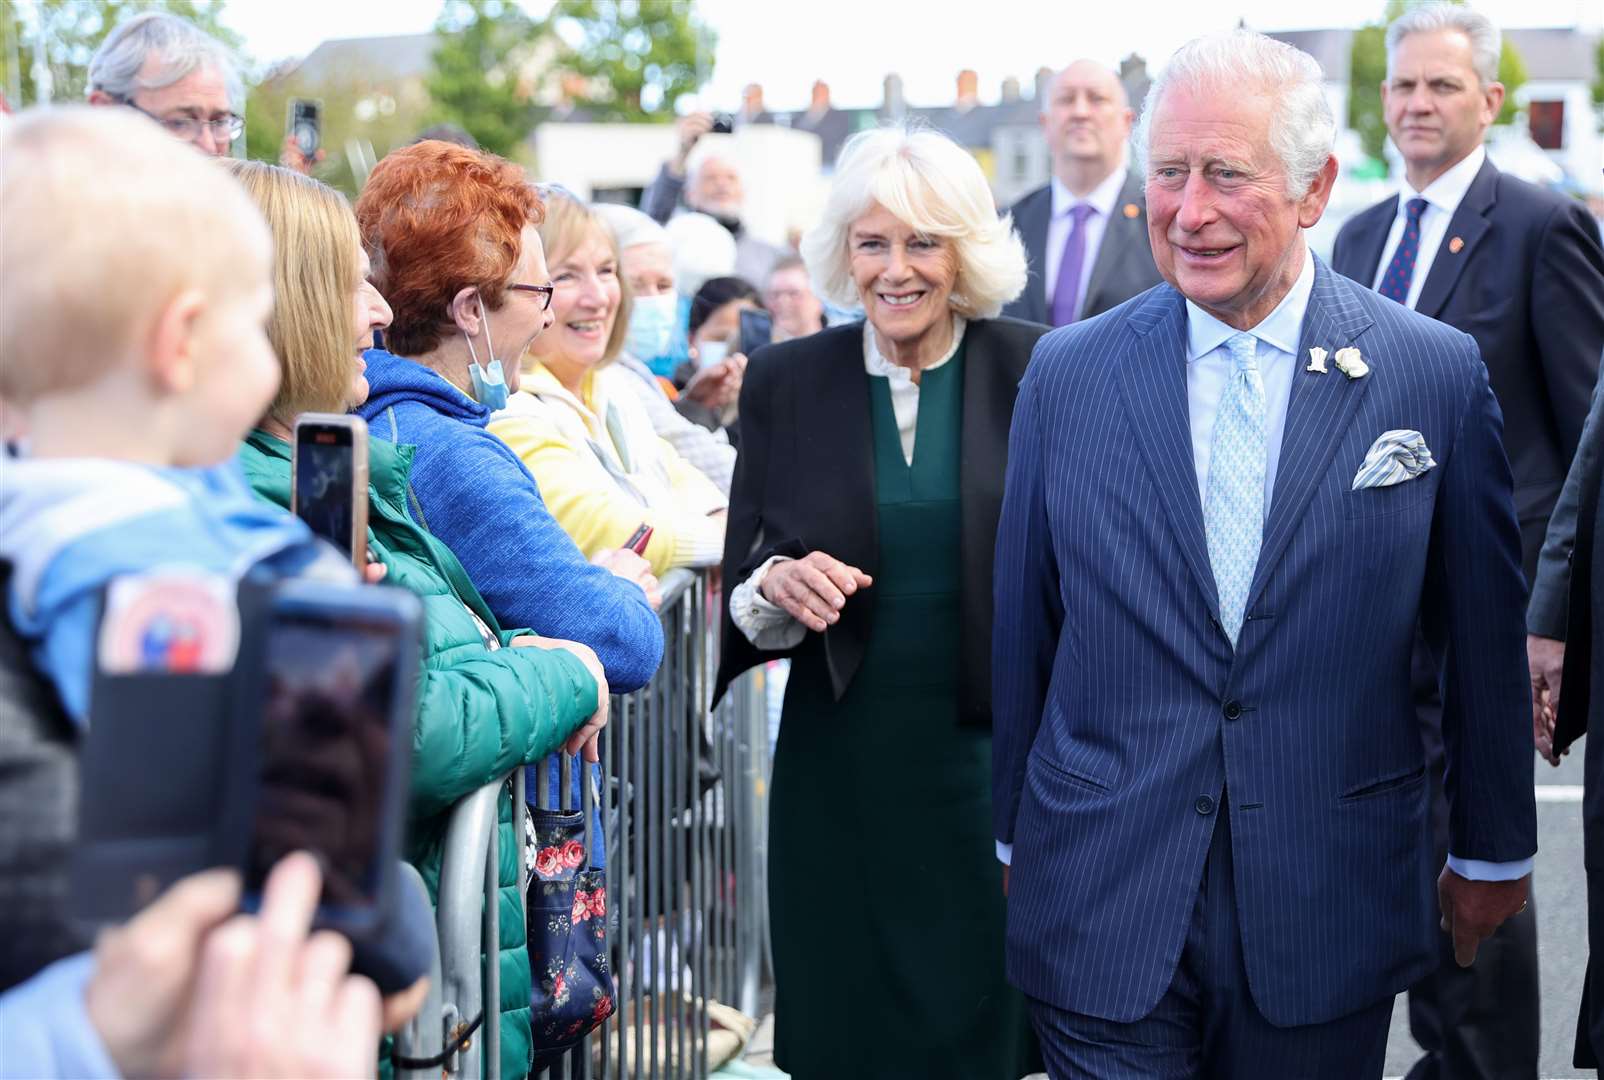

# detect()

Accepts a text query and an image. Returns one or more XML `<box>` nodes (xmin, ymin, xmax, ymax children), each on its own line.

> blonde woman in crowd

<box><xmin>226</xmin><ymin>160</ymin><xmax>607</xmax><ymax>1080</ymax></box>
<box><xmin>489</xmin><ymin>191</ymin><xmax>727</xmax><ymax>577</ymax></box>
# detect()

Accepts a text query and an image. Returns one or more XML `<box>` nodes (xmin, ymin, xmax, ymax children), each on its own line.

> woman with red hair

<box><xmin>353</xmin><ymin>140</ymin><xmax>663</xmax><ymax>693</ymax></box>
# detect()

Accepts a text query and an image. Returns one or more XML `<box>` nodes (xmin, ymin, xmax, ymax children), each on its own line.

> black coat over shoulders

<box><xmin>714</xmin><ymin>316</ymin><xmax>1049</xmax><ymax>726</ymax></box>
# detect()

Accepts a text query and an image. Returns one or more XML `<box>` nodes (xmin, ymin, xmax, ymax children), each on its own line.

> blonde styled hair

<box><xmin>531</xmin><ymin>189</ymin><xmax>633</xmax><ymax>369</ymax></box>
<box><xmin>0</xmin><ymin>106</ymin><xmax>270</xmax><ymax>405</ymax></box>
<box><xmin>225</xmin><ymin>160</ymin><xmax>362</xmax><ymax>424</ymax></box>
<box><xmin>800</xmin><ymin>126</ymin><xmax>1027</xmax><ymax>319</ymax></box>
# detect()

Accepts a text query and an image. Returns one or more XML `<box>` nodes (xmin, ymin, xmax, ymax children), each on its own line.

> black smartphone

<box><xmin>237</xmin><ymin>580</ymin><xmax>420</xmax><ymax>934</ymax></box>
<box><xmin>287</xmin><ymin>98</ymin><xmax>322</xmax><ymax>158</ymax></box>
<box><xmin>70</xmin><ymin>577</ymin><xmax>419</xmax><ymax>933</ymax></box>
<box><xmin>291</xmin><ymin>414</ymin><xmax>368</xmax><ymax>569</ymax></box>
<box><xmin>738</xmin><ymin>307</ymin><xmax>774</xmax><ymax>358</ymax></box>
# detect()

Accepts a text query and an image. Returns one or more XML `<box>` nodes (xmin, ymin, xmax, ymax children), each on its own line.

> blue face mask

<box><xmin>695</xmin><ymin>339</ymin><xmax>729</xmax><ymax>370</ymax></box>
<box><xmin>462</xmin><ymin>292</ymin><xmax>509</xmax><ymax>412</ymax></box>
<box><xmin>625</xmin><ymin>292</ymin><xmax>678</xmax><ymax>363</ymax></box>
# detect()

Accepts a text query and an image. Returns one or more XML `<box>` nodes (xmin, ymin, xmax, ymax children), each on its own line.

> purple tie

<box><xmin>1051</xmin><ymin>203</ymin><xmax>1097</xmax><ymax>326</ymax></box>
<box><xmin>1378</xmin><ymin>198</ymin><xmax>1428</xmax><ymax>305</ymax></box>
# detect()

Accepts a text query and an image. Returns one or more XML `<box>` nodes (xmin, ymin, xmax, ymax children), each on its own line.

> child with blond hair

<box><xmin>0</xmin><ymin>106</ymin><xmax>348</xmax><ymax>722</ymax></box>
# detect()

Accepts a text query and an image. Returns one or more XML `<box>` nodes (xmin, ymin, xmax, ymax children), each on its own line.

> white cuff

<box><xmin>729</xmin><ymin>555</ymin><xmax>807</xmax><ymax>650</ymax></box>
<box><xmin>668</xmin><ymin>515</ymin><xmax>727</xmax><ymax>569</ymax></box>
<box><xmin>1445</xmin><ymin>854</ymin><xmax>1534</xmax><ymax>882</ymax></box>
<box><xmin>996</xmin><ymin>841</ymin><xmax>1012</xmax><ymax>866</ymax></box>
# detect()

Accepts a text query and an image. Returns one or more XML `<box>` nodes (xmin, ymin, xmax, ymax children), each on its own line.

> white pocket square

<box><xmin>1352</xmin><ymin>429</ymin><xmax>1436</xmax><ymax>490</ymax></box>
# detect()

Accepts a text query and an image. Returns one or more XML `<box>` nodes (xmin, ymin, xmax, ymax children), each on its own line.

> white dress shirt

<box><xmin>1045</xmin><ymin>167</ymin><xmax>1128</xmax><ymax>320</ymax></box>
<box><xmin>1370</xmin><ymin>145</ymin><xmax>1485</xmax><ymax>311</ymax></box>
<box><xmin>730</xmin><ymin>317</ymin><xmax>967</xmax><ymax>650</ymax></box>
<box><xmin>1000</xmin><ymin>242</ymin><xmax>1531</xmax><ymax>883</ymax></box>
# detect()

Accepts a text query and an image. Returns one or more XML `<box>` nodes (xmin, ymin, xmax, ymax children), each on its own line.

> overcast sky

<box><xmin>222</xmin><ymin>0</ymin><xmax>1598</xmax><ymax>112</ymax></box>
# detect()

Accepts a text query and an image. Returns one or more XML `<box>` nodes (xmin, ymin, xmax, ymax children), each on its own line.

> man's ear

<box><xmin>1297</xmin><ymin>154</ymin><xmax>1340</xmax><ymax>230</ymax></box>
<box><xmin>147</xmin><ymin>288</ymin><xmax>207</xmax><ymax>394</ymax></box>
<box><xmin>1482</xmin><ymin>81</ymin><xmax>1506</xmax><ymax>128</ymax></box>
<box><xmin>448</xmin><ymin>286</ymin><xmax>482</xmax><ymax>335</ymax></box>
<box><xmin>86</xmin><ymin>90</ymin><xmax>116</xmax><ymax>107</ymax></box>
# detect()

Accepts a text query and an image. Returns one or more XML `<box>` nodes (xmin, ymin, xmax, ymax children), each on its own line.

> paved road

<box><xmin>1384</xmin><ymin>748</ymin><xmax>1590</xmax><ymax>1079</ymax></box>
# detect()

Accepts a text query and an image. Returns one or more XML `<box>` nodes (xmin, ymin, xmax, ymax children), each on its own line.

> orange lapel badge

<box><xmin>1448</xmin><ymin>236</ymin><xmax>1465</xmax><ymax>254</ymax></box>
<box><xmin>1122</xmin><ymin>203</ymin><xmax>1140</xmax><ymax>219</ymax></box>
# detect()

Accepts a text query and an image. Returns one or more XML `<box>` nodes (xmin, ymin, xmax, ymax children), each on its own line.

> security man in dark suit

<box><xmin>1330</xmin><ymin>6</ymin><xmax>1604</xmax><ymax>1079</ymax></box>
<box><xmin>1000</xmin><ymin>60</ymin><xmax>1162</xmax><ymax>327</ymax></box>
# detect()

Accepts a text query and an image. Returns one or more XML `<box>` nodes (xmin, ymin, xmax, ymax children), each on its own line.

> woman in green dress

<box><xmin>714</xmin><ymin>127</ymin><xmax>1049</xmax><ymax>1079</ymax></box>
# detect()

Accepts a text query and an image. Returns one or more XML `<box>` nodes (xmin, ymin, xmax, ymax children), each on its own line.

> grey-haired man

<box><xmin>86</xmin><ymin>12</ymin><xmax>242</xmax><ymax>158</ymax></box>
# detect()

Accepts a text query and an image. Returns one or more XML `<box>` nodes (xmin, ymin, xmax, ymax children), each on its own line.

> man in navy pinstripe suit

<box><xmin>992</xmin><ymin>30</ymin><xmax>1537</xmax><ymax>1079</ymax></box>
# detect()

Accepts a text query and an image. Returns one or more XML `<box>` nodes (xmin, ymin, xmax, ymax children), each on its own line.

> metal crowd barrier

<box><xmin>395</xmin><ymin>569</ymin><xmax>773</xmax><ymax>1080</ymax></box>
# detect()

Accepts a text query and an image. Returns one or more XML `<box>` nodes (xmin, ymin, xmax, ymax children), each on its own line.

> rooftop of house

<box><xmin>286</xmin><ymin>32</ymin><xmax>439</xmax><ymax>87</ymax></box>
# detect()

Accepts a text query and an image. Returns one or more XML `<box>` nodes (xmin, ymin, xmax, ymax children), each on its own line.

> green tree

<box><xmin>1347</xmin><ymin>0</ymin><xmax>1527</xmax><ymax>171</ymax></box>
<box><xmin>1494</xmin><ymin>38</ymin><xmax>1526</xmax><ymax>127</ymax></box>
<box><xmin>1595</xmin><ymin>36</ymin><xmax>1604</xmax><ymax>129</ymax></box>
<box><xmin>244</xmin><ymin>67</ymin><xmax>431</xmax><ymax>196</ymax></box>
<box><xmin>534</xmin><ymin>0</ymin><xmax>716</xmax><ymax>122</ymax></box>
<box><xmin>1348</xmin><ymin>21</ymin><xmax>1391</xmax><ymax>164</ymax></box>
<box><xmin>425</xmin><ymin>0</ymin><xmax>540</xmax><ymax>158</ymax></box>
<box><xmin>1</xmin><ymin>0</ymin><xmax>239</xmax><ymax>108</ymax></box>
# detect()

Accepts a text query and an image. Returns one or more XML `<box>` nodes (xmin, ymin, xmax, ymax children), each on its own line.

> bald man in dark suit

<box><xmin>1001</xmin><ymin>60</ymin><xmax>1161</xmax><ymax>328</ymax></box>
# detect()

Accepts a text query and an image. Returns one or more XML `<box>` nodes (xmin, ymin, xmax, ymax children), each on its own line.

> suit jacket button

<box><xmin>1223</xmin><ymin>700</ymin><xmax>1242</xmax><ymax>721</ymax></box>
<box><xmin>1195</xmin><ymin>795</ymin><xmax>1216</xmax><ymax>815</ymax></box>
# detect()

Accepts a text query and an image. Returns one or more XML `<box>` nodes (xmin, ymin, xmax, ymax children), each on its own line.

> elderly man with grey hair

<box><xmin>86</xmin><ymin>11</ymin><xmax>242</xmax><ymax>157</ymax></box>
<box><xmin>1331</xmin><ymin>7</ymin><xmax>1604</xmax><ymax>1073</ymax></box>
<box><xmin>639</xmin><ymin>111</ymin><xmax>786</xmax><ymax>287</ymax></box>
<box><xmin>992</xmin><ymin>27</ymin><xmax>1536</xmax><ymax>1078</ymax></box>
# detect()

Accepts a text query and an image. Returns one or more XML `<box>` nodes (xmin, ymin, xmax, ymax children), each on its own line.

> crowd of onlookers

<box><xmin>3</xmin><ymin>5</ymin><xmax>1604</xmax><ymax>1080</ymax></box>
<box><xmin>0</xmin><ymin>11</ymin><xmax>837</xmax><ymax>1078</ymax></box>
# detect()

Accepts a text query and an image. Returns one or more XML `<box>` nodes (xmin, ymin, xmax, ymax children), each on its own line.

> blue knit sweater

<box><xmin>357</xmin><ymin>349</ymin><xmax>662</xmax><ymax>691</ymax></box>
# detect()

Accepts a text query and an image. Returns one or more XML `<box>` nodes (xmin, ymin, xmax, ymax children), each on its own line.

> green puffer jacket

<box><xmin>239</xmin><ymin>430</ymin><xmax>598</xmax><ymax>1080</ymax></box>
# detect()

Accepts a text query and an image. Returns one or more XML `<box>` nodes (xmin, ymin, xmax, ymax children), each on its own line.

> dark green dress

<box><xmin>768</xmin><ymin>343</ymin><xmax>1035</xmax><ymax>1079</ymax></box>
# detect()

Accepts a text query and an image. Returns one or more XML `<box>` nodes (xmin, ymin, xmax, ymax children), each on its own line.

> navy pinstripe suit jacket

<box><xmin>992</xmin><ymin>257</ymin><xmax>1538</xmax><ymax>1028</ymax></box>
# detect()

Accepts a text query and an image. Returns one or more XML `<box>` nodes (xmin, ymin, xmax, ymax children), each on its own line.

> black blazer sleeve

<box><xmin>1532</xmin><ymin>200</ymin><xmax>1604</xmax><ymax>459</ymax></box>
<box><xmin>713</xmin><ymin>325</ymin><xmax>874</xmax><ymax>707</ymax></box>
<box><xmin>1531</xmin><ymin>360</ymin><xmax>1604</xmax><ymax>639</ymax></box>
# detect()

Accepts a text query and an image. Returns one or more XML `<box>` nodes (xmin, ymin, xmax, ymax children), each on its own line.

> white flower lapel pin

<box><xmin>1306</xmin><ymin>346</ymin><xmax>1329</xmax><ymax>374</ymax></box>
<box><xmin>1333</xmin><ymin>347</ymin><xmax>1369</xmax><ymax>380</ymax></box>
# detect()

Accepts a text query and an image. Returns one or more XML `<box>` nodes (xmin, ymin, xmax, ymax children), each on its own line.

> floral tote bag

<box><xmin>525</xmin><ymin>806</ymin><xmax>615</xmax><ymax>1072</ymax></box>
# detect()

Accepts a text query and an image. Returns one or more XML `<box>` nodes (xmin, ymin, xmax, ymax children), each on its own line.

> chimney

<box><xmin>1119</xmin><ymin>54</ymin><xmax>1151</xmax><ymax>111</ymax></box>
<box><xmin>741</xmin><ymin>82</ymin><xmax>765</xmax><ymax>119</ymax></box>
<box><xmin>1034</xmin><ymin>65</ymin><xmax>1054</xmax><ymax>103</ymax></box>
<box><xmin>882</xmin><ymin>72</ymin><xmax>905</xmax><ymax>118</ymax></box>
<box><xmin>1000</xmin><ymin>75</ymin><xmax>1021</xmax><ymax>103</ymax></box>
<box><xmin>955</xmin><ymin>69</ymin><xmax>979</xmax><ymax>108</ymax></box>
<box><xmin>808</xmin><ymin>80</ymin><xmax>831</xmax><ymax>114</ymax></box>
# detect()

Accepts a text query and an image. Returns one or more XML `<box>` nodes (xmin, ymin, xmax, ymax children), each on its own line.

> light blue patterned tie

<box><xmin>1205</xmin><ymin>332</ymin><xmax>1266</xmax><ymax>647</ymax></box>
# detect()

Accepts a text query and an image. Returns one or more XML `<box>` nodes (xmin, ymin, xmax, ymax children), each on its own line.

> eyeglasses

<box><xmin>507</xmin><ymin>282</ymin><xmax>555</xmax><ymax>311</ymax></box>
<box><xmin>116</xmin><ymin>97</ymin><xmax>244</xmax><ymax>145</ymax></box>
